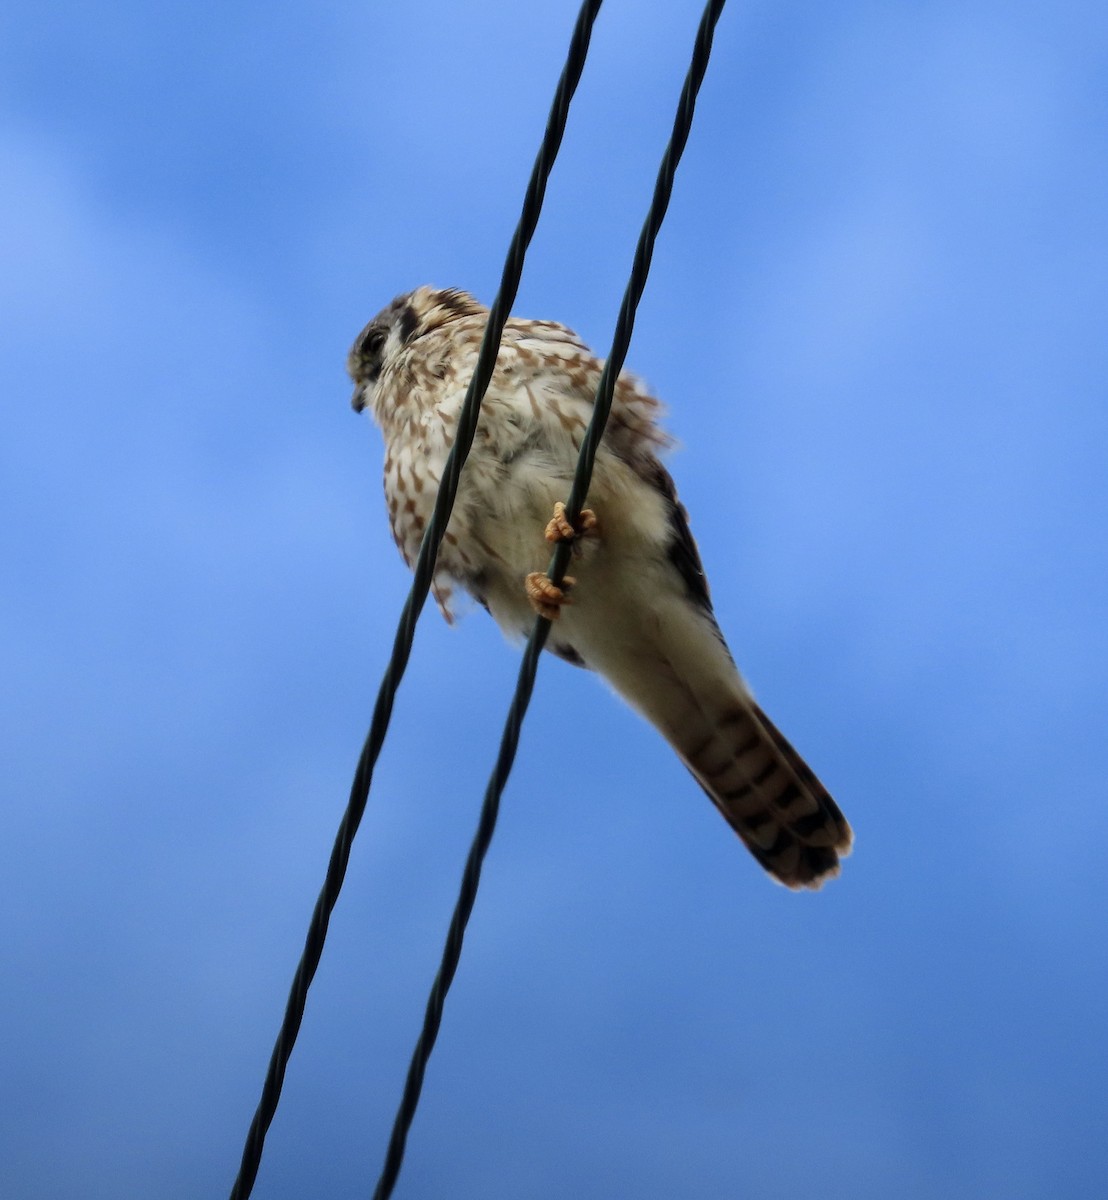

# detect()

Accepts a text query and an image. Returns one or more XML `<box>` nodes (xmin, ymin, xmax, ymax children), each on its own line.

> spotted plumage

<box><xmin>347</xmin><ymin>286</ymin><xmax>852</xmax><ymax>888</ymax></box>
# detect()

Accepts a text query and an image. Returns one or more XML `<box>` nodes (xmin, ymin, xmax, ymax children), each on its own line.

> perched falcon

<box><xmin>347</xmin><ymin>286</ymin><xmax>852</xmax><ymax>888</ymax></box>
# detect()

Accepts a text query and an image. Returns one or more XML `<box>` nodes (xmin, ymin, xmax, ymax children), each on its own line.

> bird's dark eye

<box><xmin>363</xmin><ymin>328</ymin><xmax>387</xmax><ymax>356</ymax></box>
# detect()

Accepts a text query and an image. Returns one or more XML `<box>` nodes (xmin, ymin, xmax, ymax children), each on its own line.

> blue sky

<box><xmin>3</xmin><ymin>1</ymin><xmax>1107</xmax><ymax>1196</ymax></box>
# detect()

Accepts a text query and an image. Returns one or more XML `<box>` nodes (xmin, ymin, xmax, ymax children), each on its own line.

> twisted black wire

<box><xmin>227</xmin><ymin>4</ymin><xmax>603</xmax><ymax>1197</ymax></box>
<box><xmin>369</xmin><ymin>2</ymin><xmax>728</xmax><ymax>1196</ymax></box>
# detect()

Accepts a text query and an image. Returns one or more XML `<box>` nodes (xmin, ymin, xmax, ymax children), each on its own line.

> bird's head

<box><xmin>346</xmin><ymin>286</ymin><xmax>484</xmax><ymax>415</ymax></box>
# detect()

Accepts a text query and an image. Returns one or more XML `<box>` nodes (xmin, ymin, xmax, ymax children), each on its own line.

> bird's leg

<box><xmin>525</xmin><ymin>571</ymin><xmax>577</xmax><ymax>621</ymax></box>
<box><xmin>544</xmin><ymin>500</ymin><xmax>600</xmax><ymax>546</ymax></box>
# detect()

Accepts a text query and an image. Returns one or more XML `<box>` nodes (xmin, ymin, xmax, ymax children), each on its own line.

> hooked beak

<box><xmin>351</xmin><ymin>384</ymin><xmax>366</xmax><ymax>413</ymax></box>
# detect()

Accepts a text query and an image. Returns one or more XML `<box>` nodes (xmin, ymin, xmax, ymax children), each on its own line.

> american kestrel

<box><xmin>347</xmin><ymin>287</ymin><xmax>852</xmax><ymax>888</ymax></box>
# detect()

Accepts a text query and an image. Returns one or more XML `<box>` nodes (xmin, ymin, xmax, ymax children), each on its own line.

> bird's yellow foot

<box><xmin>525</xmin><ymin>571</ymin><xmax>577</xmax><ymax>621</ymax></box>
<box><xmin>544</xmin><ymin>501</ymin><xmax>599</xmax><ymax>545</ymax></box>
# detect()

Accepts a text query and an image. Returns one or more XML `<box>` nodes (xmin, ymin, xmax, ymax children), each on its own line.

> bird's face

<box><xmin>347</xmin><ymin>286</ymin><xmax>485</xmax><ymax>415</ymax></box>
<box><xmin>346</xmin><ymin>295</ymin><xmax>419</xmax><ymax>414</ymax></box>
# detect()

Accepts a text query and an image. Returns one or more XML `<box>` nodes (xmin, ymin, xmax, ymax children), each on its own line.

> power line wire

<box><xmin>227</xmin><ymin>4</ymin><xmax>604</xmax><ymax>1196</ymax></box>
<box><xmin>368</xmin><ymin>3</ymin><xmax>728</xmax><ymax>1196</ymax></box>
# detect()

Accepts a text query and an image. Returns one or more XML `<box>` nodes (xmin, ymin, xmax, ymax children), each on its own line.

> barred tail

<box><xmin>679</xmin><ymin>699</ymin><xmax>852</xmax><ymax>889</ymax></box>
<box><xmin>562</xmin><ymin>570</ymin><xmax>851</xmax><ymax>887</ymax></box>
